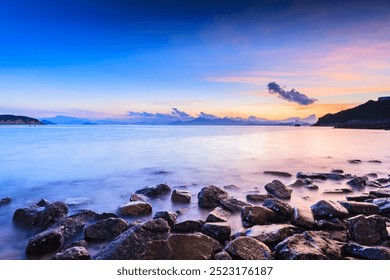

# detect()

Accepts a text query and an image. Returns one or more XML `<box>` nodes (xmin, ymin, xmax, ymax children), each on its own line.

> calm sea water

<box><xmin>0</xmin><ymin>125</ymin><xmax>389</xmax><ymax>259</ymax></box>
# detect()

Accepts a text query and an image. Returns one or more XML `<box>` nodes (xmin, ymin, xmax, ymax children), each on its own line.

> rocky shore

<box><xmin>8</xmin><ymin>168</ymin><xmax>390</xmax><ymax>260</ymax></box>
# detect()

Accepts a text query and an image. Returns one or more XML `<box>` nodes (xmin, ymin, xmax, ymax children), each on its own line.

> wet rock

<box><xmin>118</xmin><ymin>201</ymin><xmax>152</xmax><ymax>216</ymax></box>
<box><xmin>143</xmin><ymin>240</ymin><xmax>172</xmax><ymax>260</ymax></box>
<box><xmin>171</xmin><ymin>190</ymin><xmax>191</xmax><ymax>203</ymax></box>
<box><xmin>213</xmin><ymin>251</ymin><xmax>232</xmax><ymax>260</ymax></box>
<box><xmin>310</xmin><ymin>200</ymin><xmax>349</xmax><ymax>220</ymax></box>
<box><xmin>377</xmin><ymin>178</ymin><xmax>390</xmax><ymax>184</ymax></box>
<box><xmin>85</xmin><ymin>218</ymin><xmax>129</xmax><ymax>241</ymax></box>
<box><xmin>244</xmin><ymin>224</ymin><xmax>301</xmax><ymax>247</ymax></box>
<box><xmin>289</xmin><ymin>179</ymin><xmax>305</xmax><ymax>187</ymax></box>
<box><xmin>347</xmin><ymin>176</ymin><xmax>368</xmax><ymax>188</ymax></box>
<box><xmin>366</xmin><ymin>173</ymin><xmax>378</xmax><ymax>178</ymax></box>
<box><xmin>172</xmin><ymin>220</ymin><xmax>204</xmax><ymax>233</ymax></box>
<box><xmin>64</xmin><ymin>197</ymin><xmax>92</xmax><ymax>206</ymax></box>
<box><xmin>246</xmin><ymin>194</ymin><xmax>273</xmax><ymax>203</ymax></box>
<box><xmin>323</xmin><ymin>230</ymin><xmax>349</xmax><ymax>243</ymax></box>
<box><xmin>262</xmin><ymin>198</ymin><xmax>292</xmax><ymax>222</ymax></box>
<box><xmin>369</xmin><ymin>198</ymin><xmax>390</xmax><ymax>217</ymax></box>
<box><xmin>64</xmin><ymin>240</ymin><xmax>88</xmax><ymax>249</ymax></box>
<box><xmin>290</xmin><ymin>207</ymin><xmax>316</xmax><ymax>229</ymax></box>
<box><xmin>225</xmin><ymin>236</ymin><xmax>273</xmax><ymax>260</ymax></box>
<box><xmin>348</xmin><ymin>214</ymin><xmax>388</xmax><ymax>245</ymax></box>
<box><xmin>346</xmin><ymin>194</ymin><xmax>377</xmax><ymax>202</ymax></box>
<box><xmin>223</xmin><ymin>184</ymin><xmax>240</xmax><ymax>191</ymax></box>
<box><xmin>36</xmin><ymin>199</ymin><xmax>50</xmax><ymax>207</ymax></box>
<box><xmin>169</xmin><ymin>233</ymin><xmax>218</xmax><ymax>260</ymax></box>
<box><xmin>153</xmin><ymin>211</ymin><xmax>178</xmax><ymax>227</ymax></box>
<box><xmin>366</xmin><ymin>181</ymin><xmax>382</xmax><ymax>188</ymax></box>
<box><xmin>316</xmin><ymin>218</ymin><xmax>347</xmax><ymax>230</ymax></box>
<box><xmin>0</xmin><ymin>197</ymin><xmax>11</xmax><ymax>206</ymax></box>
<box><xmin>52</xmin><ymin>246</ymin><xmax>91</xmax><ymax>260</ymax></box>
<box><xmin>369</xmin><ymin>189</ymin><xmax>390</xmax><ymax>198</ymax></box>
<box><xmin>297</xmin><ymin>172</ymin><xmax>328</xmax><ymax>180</ymax></box>
<box><xmin>206</xmin><ymin>207</ymin><xmax>231</xmax><ymax>223</ymax></box>
<box><xmin>130</xmin><ymin>194</ymin><xmax>148</xmax><ymax>202</ymax></box>
<box><xmin>201</xmin><ymin>222</ymin><xmax>231</xmax><ymax>243</ymax></box>
<box><xmin>368</xmin><ymin>160</ymin><xmax>382</xmax><ymax>164</ymax></box>
<box><xmin>347</xmin><ymin>243</ymin><xmax>390</xmax><ymax>260</ymax></box>
<box><xmin>274</xmin><ymin>231</ymin><xmax>342</xmax><ymax>260</ymax></box>
<box><xmin>339</xmin><ymin>201</ymin><xmax>380</xmax><ymax>215</ymax></box>
<box><xmin>219</xmin><ymin>198</ymin><xmax>252</xmax><ymax>212</ymax></box>
<box><xmin>135</xmin><ymin>183</ymin><xmax>171</xmax><ymax>198</ymax></box>
<box><xmin>323</xmin><ymin>188</ymin><xmax>353</xmax><ymax>194</ymax></box>
<box><xmin>198</xmin><ymin>185</ymin><xmax>229</xmax><ymax>208</ymax></box>
<box><xmin>264</xmin><ymin>180</ymin><xmax>292</xmax><ymax>199</ymax></box>
<box><xmin>263</xmin><ymin>171</ymin><xmax>292</xmax><ymax>178</ymax></box>
<box><xmin>331</xmin><ymin>169</ymin><xmax>344</xmax><ymax>174</ymax></box>
<box><xmin>304</xmin><ymin>178</ymin><xmax>313</xmax><ymax>185</ymax></box>
<box><xmin>348</xmin><ymin>159</ymin><xmax>362</xmax><ymax>164</ymax></box>
<box><xmin>93</xmin><ymin>218</ymin><xmax>170</xmax><ymax>260</ymax></box>
<box><xmin>69</xmin><ymin>210</ymin><xmax>98</xmax><ymax>223</ymax></box>
<box><xmin>305</xmin><ymin>184</ymin><xmax>319</xmax><ymax>190</ymax></box>
<box><xmin>96</xmin><ymin>212</ymin><xmax>118</xmax><ymax>220</ymax></box>
<box><xmin>241</xmin><ymin>206</ymin><xmax>277</xmax><ymax>227</ymax></box>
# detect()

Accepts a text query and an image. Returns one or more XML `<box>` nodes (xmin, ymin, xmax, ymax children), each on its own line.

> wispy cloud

<box><xmin>267</xmin><ymin>82</ymin><xmax>317</xmax><ymax>105</ymax></box>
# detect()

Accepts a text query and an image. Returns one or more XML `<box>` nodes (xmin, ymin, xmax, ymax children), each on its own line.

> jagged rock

<box><xmin>244</xmin><ymin>224</ymin><xmax>301</xmax><ymax>247</ymax></box>
<box><xmin>241</xmin><ymin>206</ymin><xmax>277</xmax><ymax>227</ymax></box>
<box><xmin>143</xmin><ymin>240</ymin><xmax>172</xmax><ymax>260</ymax></box>
<box><xmin>135</xmin><ymin>183</ymin><xmax>171</xmax><ymax>198</ymax></box>
<box><xmin>264</xmin><ymin>180</ymin><xmax>292</xmax><ymax>199</ymax></box>
<box><xmin>310</xmin><ymin>200</ymin><xmax>349</xmax><ymax>220</ymax></box>
<box><xmin>93</xmin><ymin>218</ymin><xmax>170</xmax><ymax>260</ymax></box>
<box><xmin>347</xmin><ymin>243</ymin><xmax>390</xmax><ymax>260</ymax></box>
<box><xmin>198</xmin><ymin>185</ymin><xmax>229</xmax><ymax>208</ymax></box>
<box><xmin>369</xmin><ymin>189</ymin><xmax>390</xmax><ymax>198</ymax></box>
<box><xmin>263</xmin><ymin>171</ymin><xmax>292</xmax><ymax>177</ymax></box>
<box><xmin>339</xmin><ymin>201</ymin><xmax>380</xmax><ymax>215</ymax></box>
<box><xmin>348</xmin><ymin>214</ymin><xmax>388</xmax><ymax>245</ymax></box>
<box><xmin>223</xmin><ymin>184</ymin><xmax>240</xmax><ymax>191</ymax></box>
<box><xmin>219</xmin><ymin>198</ymin><xmax>252</xmax><ymax>212</ymax></box>
<box><xmin>369</xmin><ymin>198</ymin><xmax>390</xmax><ymax>217</ymax></box>
<box><xmin>153</xmin><ymin>211</ymin><xmax>178</xmax><ymax>227</ymax></box>
<box><xmin>348</xmin><ymin>159</ymin><xmax>362</xmax><ymax>164</ymax></box>
<box><xmin>262</xmin><ymin>198</ymin><xmax>292</xmax><ymax>221</ymax></box>
<box><xmin>274</xmin><ymin>231</ymin><xmax>342</xmax><ymax>260</ymax></box>
<box><xmin>171</xmin><ymin>190</ymin><xmax>191</xmax><ymax>203</ymax></box>
<box><xmin>201</xmin><ymin>222</ymin><xmax>231</xmax><ymax>243</ymax></box>
<box><xmin>297</xmin><ymin>172</ymin><xmax>328</xmax><ymax>180</ymax></box>
<box><xmin>168</xmin><ymin>233</ymin><xmax>218</xmax><ymax>260</ymax></box>
<box><xmin>130</xmin><ymin>194</ymin><xmax>148</xmax><ymax>202</ymax></box>
<box><xmin>206</xmin><ymin>207</ymin><xmax>231</xmax><ymax>223</ymax></box>
<box><xmin>290</xmin><ymin>207</ymin><xmax>316</xmax><ymax>229</ymax></box>
<box><xmin>52</xmin><ymin>246</ymin><xmax>91</xmax><ymax>260</ymax></box>
<box><xmin>118</xmin><ymin>201</ymin><xmax>152</xmax><ymax>216</ymax></box>
<box><xmin>213</xmin><ymin>251</ymin><xmax>232</xmax><ymax>260</ymax></box>
<box><xmin>289</xmin><ymin>179</ymin><xmax>305</xmax><ymax>187</ymax></box>
<box><xmin>347</xmin><ymin>176</ymin><xmax>368</xmax><ymax>188</ymax></box>
<box><xmin>316</xmin><ymin>218</ymin><xmax>347</xmax><ymax>230</ymax></box>
<box><xmin>85</xmin><ymin>218</ymin><xmax>129</xmax><ymax>241</ymax></box>
<box><xmin>172</xmin><ymin>220</ymin><xmax>204</xmax><ymax>233</ymax></box>
<box><xmin>225</xmin><ymin>236</ymin><xmax>273</xmax><ymax>260</ymax></box>
<box><xmin>36</xmin><ymin>199</ymin><xmax>50</xmax><ymax>207</ymax></box>
<box><xmin>246</xmin><ymin>194</ymin><xmax>273</xmax><ymax>202</ymax></box>
<box><xmin>347</xmin><ymin>194</ymin><xmax>377</xmax><ymax>202</ymax></box>
<box><xmin>0</xmin><ymin>197</ymin><xmax>11</xmax><ymax>206</ymax></box>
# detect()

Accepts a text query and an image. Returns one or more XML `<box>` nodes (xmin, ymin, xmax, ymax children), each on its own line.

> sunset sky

<box><xmin>1</xmin><ymin>0</ymin><xmax>389</xmax><ymax>120</ymax></box>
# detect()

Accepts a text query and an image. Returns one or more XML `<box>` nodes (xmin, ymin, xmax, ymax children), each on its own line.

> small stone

<box><xmin>290</xmin><ymin>207</ymin><xmax>316</xmax><ymax>229</ymax></box>
<box><xmin>0</xmin><ymin>197</ymin><xmax>12</xmax><ymax>206</ymax></box>
<box><xmin>219</xmin><ymin>198</ymin><xmax>252</xmax><ymax>212</ymax></box>
<box><xmin>84</xmin><ymin>218</ymin><xmax>129</xmax><ymax>241</ymax></box>
<box><xmin>347</xmin><ymin>176</ymin><xmax>368</xmax><ymax>188</ymax></box>
<box><xmin>135</xmin><ymin>183</ymin><xmax>171</xmax><ymax>198</ymax></box>
<box><xmin>201</xmin><ymin>222</ymin><xmax>231</xmax><ymax>243</ymax></box>
<box><xmin>118</xmin><ymin>201</ymin><xmax>152</xmax><ymax>216</ymax></box>
<box><xmin>366</xmin><ymin>173</ymin><xmax>378</xmax><ymax>178</ymax></box>
<box><xmin>172</xmin><ymin>220</ymin><xmax>204</xmax><ymax>233</ymax></box>
<box><xmin>310</xmin><ymin>200</ymin><xmax>349</xmax><ymax>220</ymax></box>
<box><xmin>225</xmin><ymin>236</ymin><xmax>273</xmax><ymax>260</ymax></box>
<box><xmin>246</xmin><ymin>194</ymin><xmax>273</xmax><ymax>203</ymax></box>
<box><xmin>305</xmin><ymin>184</ymin><xmax>319</xmax><ymax>190</ymax></box>
<box><xmin>206</xmin><ymin>207</ymin><xmax>231</xmax><ymax>223</ymax></box>
<box><xmin>153</xmin><ymin>211</ymin><xmax>178</xmax><ymax>227</ymax></box>
<box><xmin>129</xmin><ymin>194</ymin><xmax>148</xmax><ymax>202</ymax></box>
<box><xmin>304</xmin><ymin>178</ymin><xmax>313</xmax><ymax>185</ymax></box>
<box><xmin>52</xmin><ymin>246</ymin><xmax>90</xmax><ymax>260</ymax></box>
<box><xmin>339</xmin><ymin>201</ymin><xmax>380</xmax><ymax>215</ymax></box>
<box><xmin>348</xmin><ymin>159</ymin><xmax>362</xmax><ymax>164</ymax></box>
<box><xmin>348</xmin><ymin>214</ymin><xmax>388</xmax><ymax>245</ymax></box>
<box><xmin>331</xmin><ymin>169</ymin><xmax>344</xmax><ymax>174</ymax></box>
<box><xmin>264</xmin><ymin>180</ymin><xmax>292</xmax><ymax>199</ymax></box>
<box><xmin>368</xmin><ymin>160</ymin><xmax>382</xmax><ymax>164</ymax></box>
<box><xmin>198</xmin><ymin>185</ymin><xmax>229</xmax><ymax>208</ymax></box>
<box><xmin>347</xmin><ymin>243</ymin><xmax>390</xmax><ymax>260</ymax></box>
<box><xmin>289</xmin><ymin>179</ymin><xmax>305</xmax><ymax>187</ymax></box>
<box><xmin>241</xmin><ymin>206</ymin><xmax>277</xmax><ymax>227</ymax></box>
<box><xmin>263</xmin><ymin>171</ymin><xmax>292</xmax><ymax>177</ymax></box>
<box><xmin>262</xmin><ymin>198</ymin><xmax>292</xmax><ymax>222</ymax></box>
<box><xmin>297</xmin><ymin>172</ymin><xmax>328</xmax><ymax>180</ymax></box>
<box><xmin>171</xmin><ymin>190</ymin><xmax>191</xmax><ymax>203</ymax></box>
<box><xmin>323</xmin><ymin>188</ymin><xmax>353</xmax><ymax>194</ymax></box>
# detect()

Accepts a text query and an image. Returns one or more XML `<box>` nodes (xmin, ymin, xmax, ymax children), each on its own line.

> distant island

<box><xmin>314</xmin><ymin>97</ymin><xmax>390</xmax><ymax>130</ymax></box>
<box><xmin>0</xmin><ymin>115</ymin><xmax>44</xmax><ymax>125</ymax></box>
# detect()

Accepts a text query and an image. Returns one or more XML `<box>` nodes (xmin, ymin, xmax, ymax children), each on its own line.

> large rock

<box><xmin>206</xmin><ymin>207</ymin><xmax>231</xmax><ymax>223</ymax></box>
<box><xmin>369</xmin><ymin>189</ymin><xmax>390</xmax><ymax>198</ymax></box>
<box><xmin>369</xmin><ymin>198</ymin><xmax>390</xmax><ymax>217</ymax></box>
<box><xmin>263</xmin><ymin>171</ymin><xmax>292</xmax><ymax>177</ymax></box>
<box><xmin>244</xmin><ymin>224</ymin><xmax>301</xmax><ymax>247</ymax></box>
<box><xmin>310</xmin><ymin>200</ymin><xmax>349</xmax><ymax>220</ymax></box>
<box><xmin>85</xmin><ymin>218</ymin><xmax>129</xmax><ymax>241</ymax></box>
<box><xmin>348</xmin><ymin>214</ymin><xmax>388</xmax><ymax>245</ymax></box>
<box><xmin>69</xmin><ymin>210</ymin><xmax>99</xmax><ymax>222</ymax></box>
<box><xmin>153</xmin><ymin>211</ymin><xmax>178</xmax><ymax>227</ymax></box>
<box><xmin>168</xmin><ymin>233</ymin><xmax>218</xmax><ymax>260</ymax></box>
<box><xmin>274</xmin><ymin>231</ymin><xmax>342</xmax><ymax>260</ymax></box>
<box><xmin>135</xmin><ymin>184</ymin><xmax>171</xmax><ymax>198</ymax></box>
<box><xmin>118</xmin><ymin>201</ymin><xmax>152</xmax><ymax>216</ymax></box>
<box><xmin>225</xmin><ymin>236</ymin><xmax>273</xmax><ymax>260</ymax></box>
<box><xmin>347</xmin><ymin>176</ymin><xmax>368</xmax><ymax>188</ymax></box>
<box><xmin>347</xmin><ymin>243</ymin><xmax>390</xmax><ymax>260</ymax></box>
<box><xmin>143</xmin><ymin>240</ymin><xmax>172</xmax><ymax>260</ymax></box>
<box><xmin>201</xmin><ymin>222</ymin><xmax>231</xmax><ymax>243</ymax></box>
<box><xmin>93</xmin><ymin>218</ymin><xmax>170</xmax><ymax>260</ymax></box>
<box><xmin>246</xmin><ymin>194</ymin><xmax>273</xmax><ymax>203</ymax></box>
<box><xmin>339</xmin><ymin>201</ymin><xmax>380</xmax><ymax>215</ymax></box>
<box><xmin>290</xmin><ymin>207</ymin><xmax>316</xmax><ymax>229</ymax></box>
<box><xmin>172</xmin><ymin>220</ymin><xmax>204</xmax><ymax>233</ymax></box>
<box><xmin>262</xmin><ymin>198</ymin><xmax>292</xmax><ymax>222</ymax></box>
<box><xmin>219</xmin><ymin>198</ymin><xmax>252</xmax><ymax>212</ymax></box>
<box><xmin>264</xmin><ymin>180</ymin><xmax>292</xmax><ymax>199</ymax></box>
<box><xmin>171</xmin><ymin>190</ymin><xmax>191</xmax><ymax>203</ymax></box>
<box><xmin>52</xmin><ymin>246</ymin><xmax>91</xmax><ymax>260</ymax></box>
<box><xmin>241</xmin><ymin>206</ymin><xmax>277</xmax><ymax>228</ymax></box>
<box><xmin>198</xmin><ymin>185</ymin><xmax>229</xmax><ymax>208</ymax></box>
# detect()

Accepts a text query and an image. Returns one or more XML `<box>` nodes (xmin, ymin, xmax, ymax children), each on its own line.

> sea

<box><xmin>0</xmin><ymin>125</ymin><xmax>389</xmax><ymax>259</ymax></box>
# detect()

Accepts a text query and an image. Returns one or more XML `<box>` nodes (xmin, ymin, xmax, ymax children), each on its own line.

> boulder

<box><xmin>225</xmin><ymin>236</ymin><xmax>273</xmax><ymax>260</ymax></box>
<box><xmin>201</xmin><ymin>222</ymin><xmax>231</xmax><ymax>243</ymax></box>
<box><xmin>171</xmin><ymin>190</ymin><xmax>191</xmax><ymax>203</ymax></box>
<box><xmin>130</xmin><ymin>194</ymin><xmax>148</xmax><ymax>202</ymax></box>
<box><xmin>153</xmin><ymin>211</ymin><xmax>178</xmax><ymax>227</ymax></box>
<box><xmin>118</xmin><ymin>201</ymin><xmax>152</xmax><ymax>216</ymax></box>
<box><xmin>213</xmin><ymin>251</ymin><xmax>232</xmax><ymax>260</ymax></box>
<box><xmin>347</xmin><ymin>176</ymin><xmax>368</xmax><ymax>188</ymax></box>
<box><xmin>93</xmin><ymin>218</ymin><xmax>171</xmax><ymax>260</ymax></box>
<box><xmin>244</xmin><ymin>224</ymin><xmax>301</xmax><ymax>247</ymax></box>
<box><xmin>369</xmin><ymin>189</ymin><xmax>390</xmax><ymax>198</ymax></box>
<box><xmin>143</xmin><ymin>240</ymin><xmax>172</xmax><ymax>260</ymax></box>
<box><xmin>316</xmin><ymin>218</ymin><xmax>347</xmax><ymax>230</ymax></box>
<box><xmin>69</xmin><ymin>210</ymin><xmax>98</xmax><ymax>223</ymax></box>
<box><xmin>219</xmin><ymin>198</ymin><xmax>252</xmax><ymax>212</ymax></box>
<box><xmin>347</xmin><ymin>243</ymin><xmax>390</xmax><ymax>260</ymax></box>
<box><xmin>310</xmin><ymin>200</ymin><xmax>349</xmax><ymax>220</ymax></box>
<box><xmin>264</xmin><ymin>180</ymin><xmax>292</xmax><ymax>199</ymax></box>
<box><xmin>198</xmin><ymin>185</ymin><xmax>229</xmax><ymax>208</ymax></box>
<box><xmin>246</xmin><ymin>194</ymin><xmax>273</xmax><ymax>203</ymax></box>
<box><xmin>241</xmin><ymin>206</ymin><xmax>277</xmax><ymax>228</ymax></box>
<box><xmin>206</xmin><ymin>207</ymin><xmax>231</xmax><ymax>223</ymax></box>
<box><xmin>290</xmin><ymin>207</ymin><xmax>316</xmax><ymax>229</ymax></box>
<box><xmin>0</xmin><ymin>197</ymin><xmax>11</xmax><ymax>206</ymax></box>
<box><xmin>135</xmin><ymin>183</ymin><xmax>171</xmax><ymax>198</ymax></box>
<box><xmin>52</xmin><ymin>246</ymin><xmax>91</xmax><ymax>260</ymax></box>
<box><xmin>168</xmin><ymin>233</ymin><xmax>218</xmax><ymax>260</ymax></box>
<box><xmin>339</xmin><ymin>201</ymin><xmax>380</xmax><ymax>215</ymax></box>
<box><xmin>263</xmin><ymin>171</ymin><xmax>292</xmax><ymax>177</ymax></box>
<box><xmin>297</xmin><ymin>172</ymin><xmax>328</xmax><ymax>180</ymax></box>
<box><xmin>348</xmin><ymin>214</ymin><xmax>388</xmax><ymax>245</ymax></box>
<box><xmin>172</xmin><ymin>220</ymin><xmax>204</xmax><ymax>233</ymax></box>
<box><xmin>36</xmin><ymin>199</ymin><xmax>50</xmax><ymax>207</ymax></box>
<box><xmin>347</xmin><ymin>195</ymin><xmax>377</xmax><ymax>202</ymax></box>
<box><xmin>85</xmin><ymin>218</ymin><xmax>129</xmax><ymax>241</ymax></box>
<box><xmin>369</xmin><ymin>198</ymin><xmax>390</xmax><ymax>217</ymax></box>
<box><xmin>262</xmin><ymin>198</ymin><xmax>292</xmax><ymax>222</ymax></box>
<box><xmin>289</xmin><ymin>179</ymin><xmax>305</xmax><ymax>187</ymax></box>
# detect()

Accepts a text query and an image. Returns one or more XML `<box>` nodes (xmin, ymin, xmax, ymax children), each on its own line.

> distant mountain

<box><xmin>0</xmin><ymin>115</ymin><xmax>43</xmax><ymax>125</ymax></box>
<box><xmin>41</xmin><ymin>115</ymin><xmax>91</xmax><ymax>125</ymax></box>
<box><xmin>314</xmin><ymin>98</ymin><xmax>390</xmax><ymax>130</ymax></box>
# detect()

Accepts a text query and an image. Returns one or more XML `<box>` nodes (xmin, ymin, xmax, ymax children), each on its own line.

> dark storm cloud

<box><xmin>267</xmin><ymin>82</ymin><xmax>317</xmax><ymax>105</ymax></box>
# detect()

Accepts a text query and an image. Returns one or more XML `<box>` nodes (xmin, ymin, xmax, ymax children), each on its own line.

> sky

<box><xmin>0</xmin><ymin>0</ymin><xmax>389</xmax><ymax>120</ymax></box>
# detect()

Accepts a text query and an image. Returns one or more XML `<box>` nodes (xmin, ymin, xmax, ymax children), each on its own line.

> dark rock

<box><xmin>369</xmin><ymin>189</ymin><xmax>390</xmax><ymax>198</ymax></box>
<box><xmin>201</xmin><ymin>222</ymin><xmax>231</xmax><ymax>243</ymax></box>
<box><xmin>172</xmin><ymin>220</ymin><xmax>204</xmax><ymax>233</ymax></box>
<box><xmin>244</xmin><ymin>224</ymin><xmax>301</xmax><ymax>247</ymax></box>
<box><xmin>168</xmin><ymin>233</ymin><xmax>218</xmax><ymax>260</ymax></box>
<box><xmin>130</xmin><ymin>194</ymin><xmax>148</xmax><ymax>202</ymax></box>
<box><xmin>135</xmin><ymin>183</ymin><xmax>171</xmax><ymax>198</ymax></box>
<box><xmin>0</xmin><ymin>197</ymin><xmax>11</xmax><ymax>206</ymax></box>
<box><xmin>85</xmin><ymin>218</ymin><xmax>129</xmax><ymax>241</ymax></box>
<box><xmin>316</xmin><ymin>218</ymin><xmax>347</xmax><ymax>230</ymax></box>
<box><xmin>348</xmin><ymin>159</ymin><xmax>362</xmax><ymax>164</ymax></box>
<box><xmin>348</xmin><ymin>214</ymin><xmax>388</xmax><ymax>245</ymax></box>
<box><xmin>241</xmin><ymin>206</ymin><xmax>277</xmax><ymax>227</ymax></box>
<box><xmin>368</xmin><ymin>160</ymin><xmax>382</xmax><ymax>163</ymax></box>
<box><xmin>331</xmin><ymin>169</ymin><xmax>344</xmax><ymax>174</ymax></box>
<box><xmin>143</xmin><ymin>240</ymin><xmax>172</xmax><ymax>260</ymax></box>
<box><xmin>206</xmin><ymin>207</ymin><xmax>231</xmax><ymax>223</ymax></box>
<box><xmin>290</xmin><ymin>207</ymin><xmax>316</xmax><ymax>229</ymax></box>
<box><xmin>369</xmin><ymin>198</ymin><xmax>390</xmax><ymax>217</ymax></box>
<box><xmin>366</xmin><ymin>173</ymin><xmax>378</xmax><ymax>178</ymax></box>
<box><xmin>246</xmin><ymin>194</ymin><xmax>273</xmax><ymax>203</ymax></box>
<box><xmin>347</xmin><ymin>194</ymin><xmax>377</xmax><ymax>202</ymax></box>
<box><xmin>213</xmin><ymin>251</ymin><xmax>232</xmax><ymax>260</ymax></box>
<box><xmin>93</xmin><ymin>218</ymin><xmax>171</xmax><ymax>260</ymax></box>
<box><xmin>64</xmin><ymin>240</ymin><xmax>88</xmax><ymax>249</ymax></box>
<box><xmin>297</xmin><ymin>172</ymin><xmax>328</xmax><ymax>180</ymax></box>
<box><xmin>219</xmin><ymin>198</ymin><xmax>252</xmax><ymax>212</ymax></box>
<box><xmin>223</xmin><ymin>184</ymin><xmax>240</xmax><ymax>191</ymax></box>
<box><xmin>304</xmin><ymin>178</ymin><xmax>313</xmax><ymax>185</ymax></box>
<box><xmin>225</xmin><ymin>236</ymin><xmax>273</xmax><ymax>260</ymax></box>
<box><xmin>377</xmin><ymin>178</ymin><xmax>390</xmax><ymax>184</ymax></box>
<box><xmin>347</xmin><ymin>243</ymin><xmax>390</xmax><ymax>260</ymax></box>
<box><xmin>198</xmin><ymin>185</ymin><xmax>229</xmax><ymax>208</ymax></box>
<box><xmin>36</xmin><ymin>199</ymin><xmax>50</xmax><ymax>207</ymax></box>
<box><xmin>153</xmin><ymin>211</ymin><xmax>178</xmax><ymax>227</ymax></box>
<box><xmin>171</xmin><ymin>190</ymin><xmax>191</xmax><ymax>203</ymax></box>
<box><xmin>323</xmin><ymin>229</ymin><xmax>349</xmax><ymax>242</ymax></box>
<box><xmin>69</xmin><ymin>210</ymin><xmax>98</xmax><ymax>223</ymax></box>
<box><xmin>52</xmin><ymin>246</ymin><xmax>91</xmax><ymax>260</ymax></box>
<box><xmin>264</xmin><ymin>180</ymin><xmax>292</xmax><ymax>199</ymax></box>
<box><xmin>310</xmin><ymin>200</ymin><xmax>349</xmax><ymax>220</ymax></box>
<box><xmin>96</xmin><ymin>212</ymin><xmax>118</xmax><ymax>220</ymax></box>
<box><xmin>262</xmin><ymin>198</ymin><xmax>292</xmax><ymax>221</ymax></box>
<box><xmin>347</xmin><ymin>176</ymin><xmax>368</xmax><ymax>188</ymax></box>
<box><xmin>263</xmin><ymin>171</ymin><xmax>292</xmax><ymax>177</ymax></box>
<box><xmin>56</xmin><ymin>217</ymin><xmax>85</xmax><ymax>240</ymax></box>
<box><xmin>366</xmin><ymin>181</ymin><xmax>382</xmax><ymax>187</ymax></box>
<box><xmin>289</xmin><ymin>179</ymin><xmax>305</xmax><ymax>187</ymax></box>
<box><xmin>118</xmin><ymin>201</ymin><xmax>152</xmax><ymax>216</ymax></box>
<box><xmin>323</xmin><ymin>188</ymin><xmax>353</xmax><ymax>194</ymax></box>
<box><xmin>153</xmin><ymin>170</ymin><xmax>172</xmax><ymax>175</ymax></box>
<box><xmin>274</xmin><ymin>231</ymin><xmax>342</xmax><ymax>260</ymax></box>
<box><xmin>305</xmin><ymin>184</ymin><xmax>319</xmax><ymax>190</ymax></box>
<box><xmin>339</xmin><ymin>201</ymin><xmax>380</xmax><ymax>215</ymax></box>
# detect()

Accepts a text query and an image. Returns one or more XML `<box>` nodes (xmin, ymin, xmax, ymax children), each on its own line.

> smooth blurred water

<box><xmin>0</xmin><ymin>125</ymin><xmax>389</xmax><ymax>259</ymax></box>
